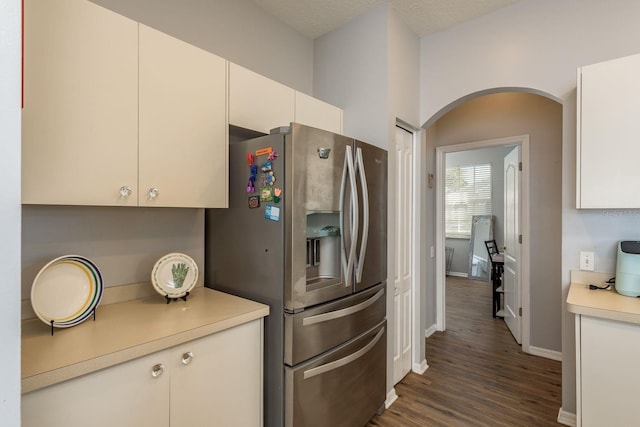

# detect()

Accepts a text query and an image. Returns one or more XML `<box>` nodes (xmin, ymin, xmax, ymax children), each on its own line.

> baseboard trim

<box><xmin>425</xmin><ymin>324</ymin><xmax>437</xmax><ymax>338</ymax></box>
<box><xmin>385</xmin><ymin>388</ymin><xmax>398</xmax><ymax>409</ymax></box>
<box><xmin>412</xmin><ymin>359</ymin><xmax>428</xmax><ymax>375</ymax></box>
<box><xmin>529</xmin><ymin>345</ymin><xmax>562</xmax><ymax>361</ymax></box>
<box><xmin>447</xmin><ymin>271</ymin><xmax>468</xmax><ymax>278</ymax></box>
<box><xmin>557</xmin><ymin>407</ymin><xmax>576</xmax><ymax>426</ymax></box>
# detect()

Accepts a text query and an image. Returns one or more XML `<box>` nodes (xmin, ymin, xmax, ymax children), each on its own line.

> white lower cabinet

<box><xmin>22</xmin><ymin>320</ymin><xmax>263</xmax><ymax>427</ymax></box>
<box><xmin>576</xmin><ymin>315</ymin><xmax>640</xmax><ymax>426</ymax></box>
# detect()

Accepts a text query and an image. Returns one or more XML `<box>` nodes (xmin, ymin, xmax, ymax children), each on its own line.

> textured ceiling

<box><xmin>251</xmin><ymin>0</ymin><xmax>521</xmax><ymax>39</ymax></box>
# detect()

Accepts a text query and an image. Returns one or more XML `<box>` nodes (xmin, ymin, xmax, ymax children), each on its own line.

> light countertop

<box><xmin>567</xmin><ymin>282</ymin><xmax>640</xmax><ymax>325</ymax></box>
<box><xmin>22</xmin><ymin>287</ymin><xmax>269</xmax><ymax>393</ymax></box>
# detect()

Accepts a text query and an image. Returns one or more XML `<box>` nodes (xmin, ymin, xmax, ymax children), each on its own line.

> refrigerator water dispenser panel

<box><xmin>306</xmin><ymin>213</ymin><xmax>341</xmax><ymax>289</ymax></box>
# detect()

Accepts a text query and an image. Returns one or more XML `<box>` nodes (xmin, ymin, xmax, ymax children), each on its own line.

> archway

<box><xmin>422</xmin><ymin>89</ymin><xmax>563</xmax><ymax>358</ymax></box>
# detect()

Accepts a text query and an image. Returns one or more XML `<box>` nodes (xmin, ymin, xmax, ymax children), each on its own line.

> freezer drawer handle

<box><xmin>303</xmin><ymin>326</ymin><xmax>384</xmax><ymax>380</ymax></box>
<box><xmin>302</xmin><ymin>289</ymin><xmax>384</xmax><ymax>326</ymax></box>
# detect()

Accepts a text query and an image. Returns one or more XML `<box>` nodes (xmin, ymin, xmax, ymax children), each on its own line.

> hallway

<box><xmin>368</xmin><ymin>276</ymin><xmax>562</xmax><ymax>426</ymax></box>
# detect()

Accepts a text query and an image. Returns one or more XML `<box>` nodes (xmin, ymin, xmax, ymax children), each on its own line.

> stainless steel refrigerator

<box><xmin>205</xmin><ymin>123</ymin><xmax>387</xmax><ymax>427</ymax></box>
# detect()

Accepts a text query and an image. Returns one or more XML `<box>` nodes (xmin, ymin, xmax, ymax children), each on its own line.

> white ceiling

<box><xmin>251</xmin><ymin>0</ymin><xmax>521</xmax><ymax>39</ymax></box>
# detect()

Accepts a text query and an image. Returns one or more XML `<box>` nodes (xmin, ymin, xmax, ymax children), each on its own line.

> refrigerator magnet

<box><xmin>273</xmin><ymin>188</ymin><xmax>282</xmax><ymax>203</ymax></box>
<box><xmin>265</xmin><ymin>205</ymin><xmax>280</xmax><ymax>222</ymax></box>
<box><xmin>255</xmin><ymin>147</ymin><xmax>273</xmax><ymax>157</ymax></box>
<box><xmin>260</xmin><ymin>187</ymin><xmax>273</xmax><ymax>202</ymax></box>
<box><xmin>248</xmin><ymin>195</ymin><xmax>260</xmax><ymax>209</ymax></box>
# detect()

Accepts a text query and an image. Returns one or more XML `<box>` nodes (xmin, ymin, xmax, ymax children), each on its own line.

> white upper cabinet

<box><xmin>139</xmin><ymin>25</ymin><xmax>228</xmax><ymax>208</ymax></box>
<box><xmin>294</xmin><ymin>91</ymin><xmax>343</xmax><ymax>134</ymax></box>
<box><xmin>229</xmin><ymin>62</ymin><xmax>295</xmax><ymax>134</ymax></box>
<box><xmin>22</xmin><ymin>0</ymin><xmax>228</xmax><ymax>208</ymax></box>
<box><xmin>577</xmin><ymin>53</ymin><xmax>640</xmax><ymax>208</ymax></box>
<box><xmin>22</xmin><ymin>0</ymin><xmax>139</xmax><ymax>206</ymax></box>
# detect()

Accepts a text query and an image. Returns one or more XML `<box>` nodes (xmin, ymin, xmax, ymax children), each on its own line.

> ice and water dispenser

<box><xmin>306</xmin><ymin>212</ymin><xmax>341</xmax><ymax>286</ymax></box>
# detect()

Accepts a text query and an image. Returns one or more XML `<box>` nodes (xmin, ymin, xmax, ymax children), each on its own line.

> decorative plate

<box><xmin>53</xmin><ymin>256</ymin><xmax>104</xmax><ymax>327</ymax></box>
<box><xmin>151</xmin><ymin>253</ymin><xmax>198</xmax><ymax>298</ymax></box>
<box><xmin>30</xmin><ymin>255</ymin><xmax>103</xmax><ymax>328</ymax></box>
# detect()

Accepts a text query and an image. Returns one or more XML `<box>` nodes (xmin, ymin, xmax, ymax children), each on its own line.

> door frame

<box><xmin>397</xmin><ymin>122</ymin><xmax>427</xmax><ymax>374</ymax></box>
<box><xmin>435</xmin><ymin>135</ymin><xmax>530</xmax><ymax>352</ymax></box>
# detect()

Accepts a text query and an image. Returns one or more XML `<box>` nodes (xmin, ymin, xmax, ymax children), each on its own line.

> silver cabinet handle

<box><xmin>119</xmin><ymin>186</ymin><xmax>132</xmax><ymax>198</ymax></box>
<box><xmin>181</xmin><ymin>351</ymin><xmax>194</xmax><ymax>365</ymax></box>
<box><xmin>148</xmin><ymin>187</ymin><xmax>160</xmax><ymax>199</ymax></box>
<box><xmin>151</xmin><ymin>363</ymin><xmax>164</xmax><ymax>378</ymax></box>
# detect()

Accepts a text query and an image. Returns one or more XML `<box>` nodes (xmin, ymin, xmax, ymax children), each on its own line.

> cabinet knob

<box><xmin>151</xmin><ymin>363</ymin><xmax>164</xmax><ymax>378</ymax></box>
<box><xmin>181</xmin><ymin>351</ymin><xmax>194</xmax><ymax>365</ymax></box>
<box><xmin>148</xmin><ymin>187</ymin><xmax>160</xmax><ymax>199</ymax></box>
<box><xmin>119</xmin><ymin>186</ymin><xmax>132</xmax><ymax>198</ymax></box>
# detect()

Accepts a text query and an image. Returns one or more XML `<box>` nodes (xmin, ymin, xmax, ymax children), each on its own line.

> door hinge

<box><xmin>519</xmin><ymin>162</ymin><xmax>522</xmax><ymax>171</ymax></box>
<box><xmin>519</xmin><ymin>307</ymin><xmax>523</xmax><ymax>317</ymax></box>
<box><xmin>518</xmin><ymin>234</ymin><xmax>522</xmax><ymax>244</ymax></box>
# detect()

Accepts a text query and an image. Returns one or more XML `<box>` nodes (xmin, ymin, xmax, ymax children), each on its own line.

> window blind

<box><xmin>445</xmin><ymin>163</ymin><xmax>492</xmax><ymax>238</ymax></box>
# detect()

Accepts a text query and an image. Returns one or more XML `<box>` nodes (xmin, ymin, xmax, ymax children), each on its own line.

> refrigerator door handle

<box><xmin>340</xmin><ymin>146</ymin><xmax>358</xmax><ymax>288</ymax></box>
<box><xmin>347</xmin><ymin>146</ymin><xmax>358</xmax><ymax>288</ymax></box>
<box><xmin>302</xmin><ymin>326</ymin><xmax>385</xmax><ymax>380</ymax></box>
<box><xmin>339</xmin><ymin>149</ymin><xmax>349</xmax><ymax>285</ymax></box>
<box><xmin>302</xmin><ymin>288</ymin><xmax>384</xmax><ymax>326</ymax></box>
<box><xmin>355</xmin><ymin>147</ymin><xmax>369</xmax><ymax>283</ymax></box>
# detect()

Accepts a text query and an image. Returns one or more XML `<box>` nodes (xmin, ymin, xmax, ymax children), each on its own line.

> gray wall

<box><xmin>419</xmin><ymin>0</ymin><xmax>640</xmax><ymax>414</ymax></box>
<box><xmin>429</xmin><ymin>92</ymin><xmax>563</xmax><ymax>353</ymax></box>
<box><xmin>22</xmin><ymin>206</ymin><xmax>205</xmax><ymax>299</ymax></box>
<box><xmin>89</xmin><ymin>0</ymin><xmax>314</xmax><ymax>94</ymax></box>
<box><xmin>445</xmin><ymin>146</ymin><xmax>513</xmax><ymax>276</ymax></box>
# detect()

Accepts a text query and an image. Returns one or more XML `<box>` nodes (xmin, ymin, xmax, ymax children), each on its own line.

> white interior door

<box><xmin>503</xmin><ymin>146</ymin><xmax>521</xmax><ymax>343</ymax></box>
<box><xmin>393</xmin><ymin>126</ymin><xmax>413</xmax><ymax>385</ymax></box>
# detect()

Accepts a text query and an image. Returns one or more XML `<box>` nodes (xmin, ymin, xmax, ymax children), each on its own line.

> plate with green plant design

<box><xmin>151</xmin><ymin>253</ymin><xmax>198</xmax><ymax>298</ymax></box>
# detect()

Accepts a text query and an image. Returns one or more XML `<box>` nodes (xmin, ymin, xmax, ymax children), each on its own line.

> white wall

<box><xmin>0</xmin><ymin>0</ymin><xmax>22</xmax><ymax>423</ymax></box>
<box><xmin>419</xmin><ymin>0</ymin><xmax>640</xmax><ymax>415</ymax></box>
<box><xmin>89</xmin><ymin>0</ymin><xmax>314</xmax><ymax>94</ymax></box>
<box><xmin>313</xmin><ymin>5</ymin><xmax>389</xmax><ymax>148</ymax></box>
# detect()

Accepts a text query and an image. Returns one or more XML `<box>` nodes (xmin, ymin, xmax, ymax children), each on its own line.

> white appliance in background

<box><xmin>206</xmin><ymin>123</ymin><xmax>388</xmax><ymax>427</ymax></box>
<box><xmin>615</xmin><ymin>241</ymin><xmax>640</xmax><ymax>297</ymax></box>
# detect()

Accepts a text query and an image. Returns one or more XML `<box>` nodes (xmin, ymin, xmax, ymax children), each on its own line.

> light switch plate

<box><xmin>580</xmin><ymin>251</ymin><xmax>595</xmax><ymax>271</ymax></box>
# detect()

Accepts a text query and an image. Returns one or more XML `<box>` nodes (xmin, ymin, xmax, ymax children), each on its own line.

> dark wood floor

<box><xmin>367</xmin><ymin>276</ymin><xmax>562</xmax><ymax>426</ymax></box>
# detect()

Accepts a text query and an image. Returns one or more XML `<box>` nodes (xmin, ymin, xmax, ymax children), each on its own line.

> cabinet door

<box><xmin>229</xmin><ymin>63</ymin><xmax>295</xmax><ymax>134</ymax></box>
<box><xmin>22</xmin><ymin>350</ymin><xmax>170</xmax><ymax>427</ymax></box>
<box><xmin>578</xmin><ymin>53</ymin><xmax>640</xmax><ymax>208</ymax></box>
<box><xmin>170</xmin><ymin>320</ymin><xmax>263</xmax><ymax>427</ymax></box>
<box><xmin>139</xmin><ymin>25</ymin><xmax>228</xmax><ymax>208</ymax></box>
<box><xmin>22</xmin><ymin>0</ymin><xmax>139</xmax><ymax>206</ymax></box>
<box><xmin>580</xmin><ymin>316</ymin><xmax>640</xmax><ymax>427</ymax></box>
<box><xmin>294</xmin><ymin>91</ymin><xmax>343</xmax><ymax>134</ymax></box>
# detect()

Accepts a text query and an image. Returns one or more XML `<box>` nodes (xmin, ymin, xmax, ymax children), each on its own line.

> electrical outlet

<box><xmin>580</xmin><ymin>251</ymin><xmax>595</xmax><ymax>271</ymax></box>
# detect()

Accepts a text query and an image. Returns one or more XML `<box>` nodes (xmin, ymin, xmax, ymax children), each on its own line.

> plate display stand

<box><xmin>164</xmin><ymin>292</ymin><xmax>190</xmax><ymax>304</ymax></box>
<box><xmin>49</xmin><ymin>308</ymin><xmax>97</xmax><ymax>336</ymax></box>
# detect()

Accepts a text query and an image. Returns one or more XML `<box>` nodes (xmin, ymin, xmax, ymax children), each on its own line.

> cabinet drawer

<box><xmin>284</xmin><ymin>284</ymin><xmax>385</xmax><ymax>365</ymax></box>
